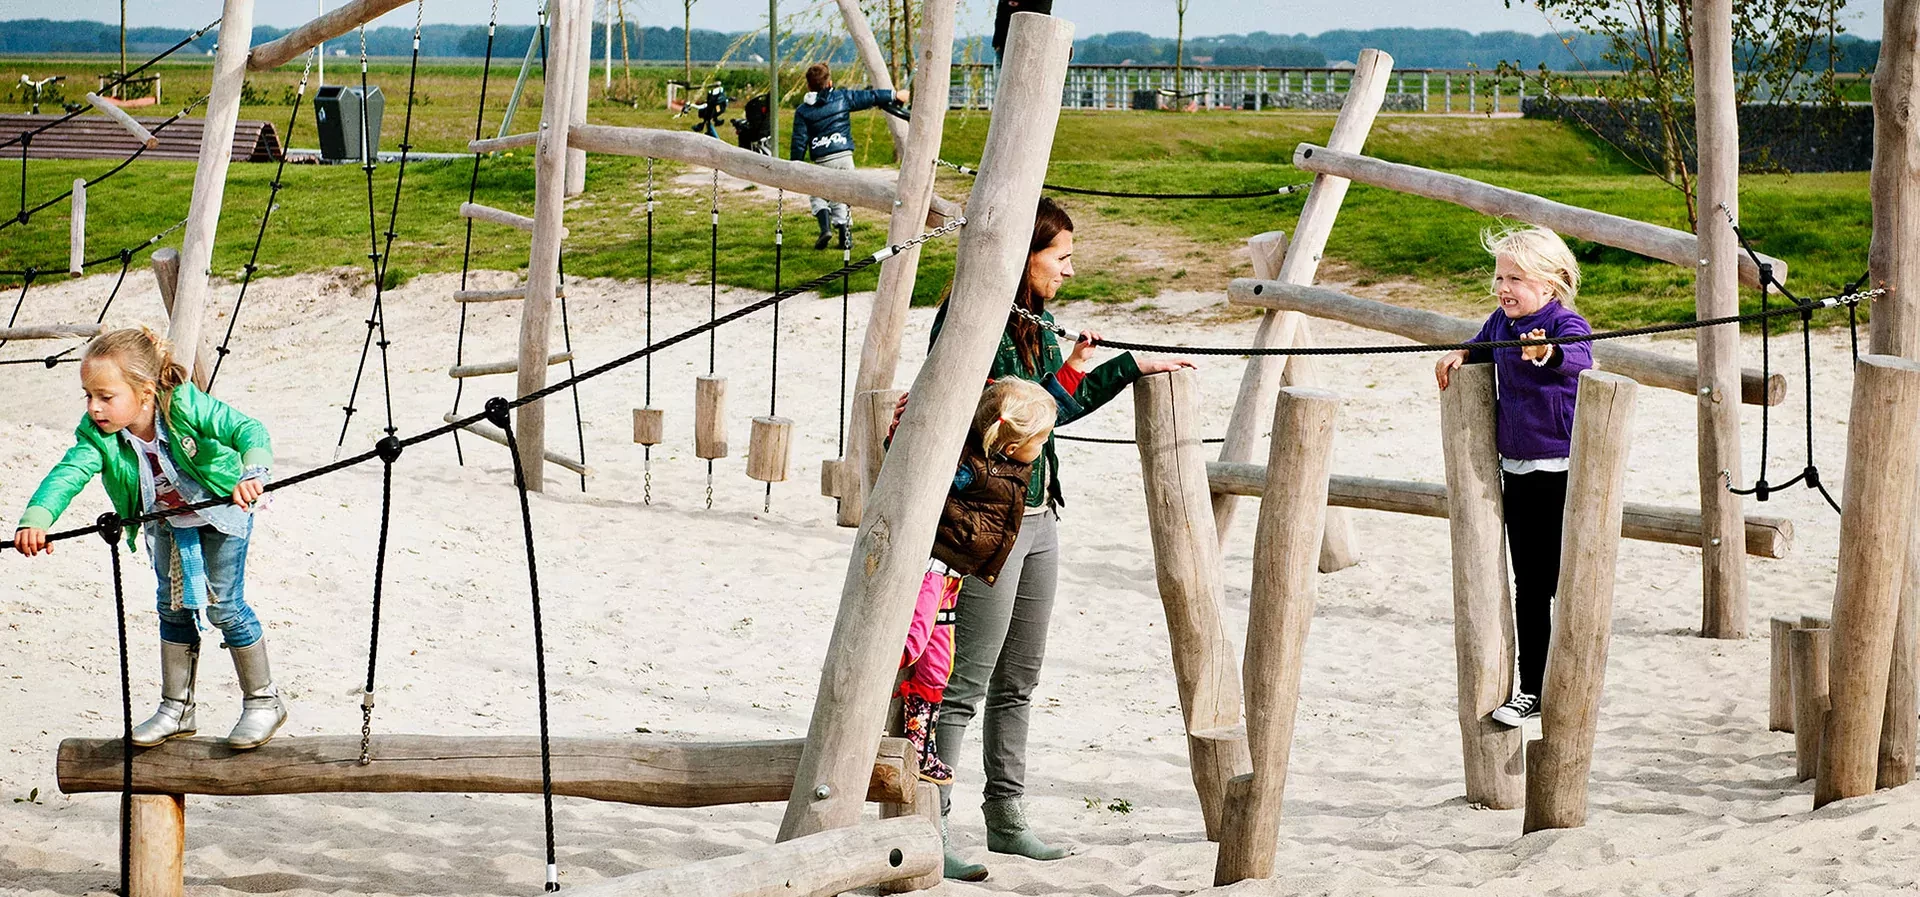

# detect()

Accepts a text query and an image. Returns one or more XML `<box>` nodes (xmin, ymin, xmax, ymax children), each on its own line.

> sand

<box><xmin>3</xmin><ymin>254</ymin><xmax>1918</xmax><ymax>897</ymax></box>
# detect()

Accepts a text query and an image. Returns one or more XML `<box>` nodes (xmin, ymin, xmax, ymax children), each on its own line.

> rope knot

<box><xmin>1803</xmin><ymin>466</ymin><xmax>1822</xmax><ymax>489</ymax></box>
<box><xmin>42</xmin><ymin>355</ymin><xmax>59</xmax><ymax>369</ymax></box>
<box><xmin>374</xmin><ymin>435</ymin><xmax>404</xmax><ymax>465</ymax></box>
<box><xmin>94</xmin><ymin>512</ymin><xmax>122</xmax><ymax>545</ymax></box>
<box><xmin>484</xmin><ymin>397</ymin><xmax>512</xmax><ymax>430</ymax></box>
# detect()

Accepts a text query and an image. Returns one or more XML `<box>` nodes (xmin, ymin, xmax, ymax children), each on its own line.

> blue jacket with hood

<box><xmin>789</xmin><ymin>86</ymin><xmax>893</xmax><ymax>162</ymax></box>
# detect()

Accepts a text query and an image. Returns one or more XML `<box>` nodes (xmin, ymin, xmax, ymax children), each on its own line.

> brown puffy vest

<box><xmin>931</xmin><ymin>433</ymin><xmax>1035</xmax><ymax>585</ymax></box>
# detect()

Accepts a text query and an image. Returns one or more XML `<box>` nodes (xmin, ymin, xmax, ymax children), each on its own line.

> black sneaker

<box><xmin>1490</xmin><ymin>693</ymin><xmax>1541</xmax><ymax>728</ymax></box>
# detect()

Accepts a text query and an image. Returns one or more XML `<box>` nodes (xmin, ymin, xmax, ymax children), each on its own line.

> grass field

<box><xmin>0</xmin><ymin>55</ymin><xmax>1873</xmax><ymax>330</ymax></box>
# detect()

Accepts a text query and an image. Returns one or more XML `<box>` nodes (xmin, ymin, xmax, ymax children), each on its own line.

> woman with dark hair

<box><xmin>927</xmin><ymin>197</ymin><xmax>1192</xmax><ymax>880</ymax></box>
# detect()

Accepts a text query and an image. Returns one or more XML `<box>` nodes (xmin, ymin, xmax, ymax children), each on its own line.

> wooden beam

<box><xmin>830</xmin><ymin>0</ymin><xmax>910</xmax><ymax>156</ymax></box>
<box><xmin>471</xmin><ymin>131</ymin><xmax>540</xmax><ymax>154</ymax></box>
<box><xmin>247</xmin><ymin>0</ymin><xmax>415</xmax><ymax>71</ymax></box>
<box><xmin>448</xmin><ymin>352</ymin><xmax>573</xmax><ymax>379</ymax></box>
<box><xmin>777</xmin><ymin>11</ymin><xmax>1074</xmax><ymax>843</ymax></box>
<box><xmin>58</xmin><ymin>735</ymin><xmax>916</xmax><ymax>807</ymax></box>
<box><xmin>1206</xmin><ymin>463</ymin><xmax>1792</xmax><ymax>559</ymax></box>
<box><xmin>442</xmin><ymin>413</ymin><xmax>593</xmax><ymax>477</ymax></box>
<box><xmin>454</xmin><ymin>287</ymin><xmax>549</xmax><ymax>303</ymax></box>
<box><xmin>85</xmin><ymin>93</ymin><xmax>159</xmax><ymax>148</ymax></box>
<box><xmin>0</xmin><ymin>323</ymin><xmax>101</xmax><ymax>341</ymax></box>
<box><xmin>565</xmin><ymin>817</ymin><xmax>940</xmax><ymax>897</ymax></box>
<box><xmin>1227</xmin><ymin>277</ymin><xmax>1785</xmax><ymax>407</ymax></box>
<box><xmin>1290</xmin><ymin>144</ymin><xmax>1786</xmax><ymax>290</ymax></box>
<box><xmin>565</xmin><ymin>0</ymin><xmax>591</xmax><ymax>196</ymax></box>
<box><xmin>460</xmin><ymin>201</ymin><xmax>544</xmax><ymax>234</ymax></box>
<box><xmin>563</xmin><ymin>124</ymin><xmax>962</xmax><ymax>226</ymax></box>
<box><xmin>68</xmin><ymin>179</ymin><xmax>85</xmax><ymax>277</ymax></box>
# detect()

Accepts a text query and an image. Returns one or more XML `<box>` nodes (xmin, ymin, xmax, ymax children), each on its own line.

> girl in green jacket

<box><xmin>13</xmin><ymin>327</ymin><xmax>287</xmax><ymax>750</ymax></box>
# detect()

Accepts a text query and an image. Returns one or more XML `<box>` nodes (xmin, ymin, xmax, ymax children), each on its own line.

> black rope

<box><xmin>99</xmin><ymin>512</ymin><xmax>131</xmax><ymax>897</ymax></box>
<box><xmin>94</xmin><ymin>252</ymin><xmax>132</xmax><ymax>324</ymax></box>
<box><xmin>934</xmin><ymin>158</ymin><xmax>1309</xmax><ymax>201</ymax></box>
<box><xmin>707</xmin><ymin>170</ymin><xmax>719</xmax><ymax>509</ymax></box>
<box><xmin>1</xmin><ymin>100</ymin><xmax>207</xmax><ymax>234</ymax></box>
<box><xmin>359</xmin><ymin>437</ymin><xmax>402</xmax><ymax>765</ymax></box>
<box><xmin>450</xmin><ymin>10</ymin><xmax>501</xmax><ymax>467</ymax></box>
<box><xmin>0</xmin><ymin>268</ymin><xmax>39</xmax><ymax>351</ymax></box>
<box><xmin>488</xmin><ymin>398</ymin><xmax>561</xmax><ymax>893</ymax></box>
<box><xmin>0</xmin><ymin>19</ymin><xmax>220</xmax><ymax>154</ymax></box>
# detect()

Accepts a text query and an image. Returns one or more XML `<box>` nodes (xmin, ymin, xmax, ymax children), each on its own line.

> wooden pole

<box><xmin>1770</xmin><ymin>614</ymin><xmax>1799</xmax><ymax>732</ymax></box>
<box><xmin>859</xmin><ymin>388</ymin><xmax>908</xmax><ymax>488</ymax></box>
<box><xmin>514</xmin><ymin>0</ymin><xmax>581</xmax><ymax>492</ymax></box>
<box><xmin>166</xmin><ymin>0</ymin><xmax>255</xmax><ymax>389</ymax></box>
<box><xmin>247</xmin><ymin>0</ymin><xmax>414</xmax><ymax>71</ymax></box>
<box><xmin>1815</xmin><ymin>355</ymin><xmax>1920</xmax><ymax>808</ymax></box>
<box><xmin>69</xmin><ymin>179</ymin><xmax>85</xmax><ymax>277</ymax></box>
<box><xmin>1793</xmin><ymin>627</ymin><xmax>1832</xmax><ymax>782</ymax></box>
<box><xmin>830</xmin><ymin>0</ymin><xmax>909</xmax><ymax>156</ymax></box>
<box><xmin>566</xmin><ymin>817</ymin><xmax>940</xmax><ymax>897</ymax></box>
<box><xmin>777</xmin><ymin>11</ymin><xmax>1074</xmax><ymax>842</ymax></box>
<box><xmin>85</xmin><ymin>92</ymin><xmax>160</xmax><ymax>148</ymax></box>
<box><xmin>1228</xmin><ymin>279</ymin><xmax>1785</xmax><ymax>406</ymax></box>
<box><xmin>127</xmin><ymin>793</ymin><xmax>185</xmax><ymax>897</ymax></box>
<box><xmin>1214</xmin><ymin>386</ymin><xmax>1339</xmax><ymax>885</ymax></box>
<box><xmin>1437</xmin><ymin>363</ymin><xmax>1523</xmax><ymax>809</ymax></box>
<box><xmin>1523</xmin><ymin>370</ymin><xmax>1639</xmax><ymax>834</ymax></box>
<box><xmin>1691</xmin><ymin>0</ymin><xmax>1748</xmax><ymax>640</ymax></box>
<box><xmin>837</xmin><ymin>0</ymin><xmax>957</xmax><ymax>528</ymax></box>
<box><xmin>567</xmin><ymin>0</ymin><xmax>592</xmax><ymax>196</ymax></box>
<box><xmin>1133</xmin><ymin>369</ymin><xmax>1250</xmax><ymax>841</ymax></box>
<box><xmin>149</xmin><ymin>251</ymin><xmax>212</xmax><ymax>392</ymax></box>
<box><xmin>1213</xmin><ymin>50</ymin><xmax>1391</xmax><ymax>549</ymax></box>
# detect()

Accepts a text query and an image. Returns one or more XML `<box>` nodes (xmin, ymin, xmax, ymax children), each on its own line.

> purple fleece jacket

<box><xmin>1464</xmin><ymin>300</ymin><xmax>1595</xmax><ymax>461</ymax></box>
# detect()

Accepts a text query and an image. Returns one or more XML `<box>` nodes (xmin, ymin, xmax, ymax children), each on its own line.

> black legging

<box><xmin>1502</xmin><ymin>468</ymin><xmax>1568</xmax><ymax>698</ymax></box>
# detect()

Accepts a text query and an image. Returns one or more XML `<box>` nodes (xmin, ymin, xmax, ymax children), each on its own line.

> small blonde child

<box><xmin>13</xmin><ymin>327</ymin><xmax>287</xmax><ymax>749</ymax></box>
<box><xmin>1434</xmin><ymin>226</ymin><xmax>1593</xmax><ymax>729</ymax></box>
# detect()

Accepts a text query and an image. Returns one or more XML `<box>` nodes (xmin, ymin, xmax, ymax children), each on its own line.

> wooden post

<box><xmin>1792</xmin><ymin>627</ymin><xmax>1832</xmax><ymax>782</ymax></box>
<box><xmin>777</xmin><ymin>11</ymin><xmax>1074</xmax><ymax>842</ymax></box>
<box><xmin>1437</xmin><ymin>364</ymin><xmax>1524</xmax><ymax>809</ymax></box>
<box><xmin>1214</xmin><ymin>386</ymin><xmax>1339</xmax><ymax>885</ymax></box>
<box><xmin>831</xmin><ymin>0</ymin><xmax>910</xmax><ymax>155</ymax></box>
<box><xmin>878</xmin><ymin>782</ymin><xmax>942</xmax><ymax>893</ymax></box>
<box><xmin>1814</xmin><ymin>355</ymin><xmax>1920</xmax><ymax>808</ymax></box>
<box><xmin>166</xmin><ymin>0</ymin><xmax>255</xmax><ymax>388</ymax></box>
<box><xmin>566</xmin><ymin>0</ymin><xmax>591</xmax><ymax>196</ymax></box>
<box><xmin>1133</xmin><ymin>369</ymin><xmax>1250</xmax><ymax>841</ymax></box>
<box><xmin>148</xmin><ymin>248</ymin><xmax>212</xmax><ymax>392</ymax></box>
<box><xmin>632</xmin><ymin>408</ymin><xmax>664</xmax><ymax>445</ymax></box>
<box><xmin>1523</xmin><ymin>370</ymin><xmax>1639</xmax><ymax>834</ymax></box>
<box><xmin>694</xmin><ymin>375</ymin><xmax>729</xmax><ymax>460</ymax></box>
<box><xmin>837</xmin><ymin>0</ymin><xmax>957</xmax><ymax>529</ymax></box>
<box><xmin>247</xmin><ymin>0</ymin><xmax>415</xmax><ymax>71</ymax></box>
<box><xmin>69</xmin><ymin>179</ymin><xmax>85</xmax><ymax>277</ymax></box>
<box><xmin>747</xmin><ymin>416</ymin><xmax>794</xmax><ymax>482</ymax></box>
<box><xmin>1691</xmin><ymin>0</ymin><xmax>1748</xmax><ymax>640</ymax></box>
<box><xmin>1770</xmin><ymin>614</ymin><xmax>1799</xmax><ymax>732</ymax></box>
<box><xmin>858</xmin><ymin>388</ymin><xmax>908</xmax><ymax>490</ymax></box>
<box><xmin>1213</xmin><ymin>50</ymin><xmax>1391</xmax><ymax>550</ymax></box>
<box><xmin>514</xmin><ymin>0</ymin><xmax>581</xmax><ymax>492</ymax></box>
<box><xmin>127</xmin><ymin>793</ymin><xmax>185</xmax><ymax>897</ymax></box>
<box><xmin>1869</xmin><ymin>0</ymin><xmax>1920</xmax><ymax>791</ymax></box>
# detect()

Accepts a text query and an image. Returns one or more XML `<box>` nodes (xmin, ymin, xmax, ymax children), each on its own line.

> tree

<box><xmin>1500</xmin><ymin>0</ymin><xmax>1851</xmax><ymax>226</ymax></box>
<box><xmin>1174</xmin><ymin>0</ymin><xmax>1190</xmax><ymax>105</ymax></box>
<box><xmin>684</xmin><ymin>0</ymin><xmax>697</xmax><ymax>85</ymax></box>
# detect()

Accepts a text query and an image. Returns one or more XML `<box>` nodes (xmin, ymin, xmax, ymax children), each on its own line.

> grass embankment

<box><xmin>0</xmin><ymin>56</ymin><xmax>1872</xmax><ymax>330</ymax></box>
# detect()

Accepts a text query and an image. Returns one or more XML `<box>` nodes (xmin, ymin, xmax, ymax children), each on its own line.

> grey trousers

<box><xmin>808</xmin><ymin>153</ymin><xmax>855</xmax><ymax>225</ymax></box>
<box><xmin>937</xmin><ymin>509</ymin><xmax>1059</xmax><ymax>812</ymax></box>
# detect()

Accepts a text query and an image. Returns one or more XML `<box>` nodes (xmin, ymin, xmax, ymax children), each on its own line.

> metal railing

<box><xmin>948</xmin><ymin>63</ymin><xmax>1530</xmax><ymax>114</ymax></box>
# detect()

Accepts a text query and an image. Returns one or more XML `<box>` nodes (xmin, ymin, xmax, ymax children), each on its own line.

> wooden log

<box><xmin>1793</xmin><ymin>627</ymin><xmax>1832</xmax><ymax>782</ymax></box>
<box><xmin>1204</xmin><ymin>464</ymin><xmax>1792</xmax><ymax>559</ymax></box>
<box><xmin>127</xmin><ymin>793</ymin><xmax>185</xmax><ymax>897</ymax></box>
<box><xmin>695</xmin><ymin>374</ymin><xmax>729</xmax><ymax>460</ymax></box>
<box><xmin>1523</xmin><ymin>370</ymin><xmax>1639</xmax><ymax>834</ymax></box>
<box><xmin>860</xmin><ymin>389</ymin><xmax>909</xmax><ymax>493</ymax></box>
<box><xmin>149</xmin><ymin>245</ymin><xmax>211</xmax><ymax>393</ymax></box>
<box><xmin>1134</xmin><ymin>369</ymin><xmax>1251</xmax><ymax>841</ymax></box>
<box><xmin>470</xmin><ymin>131</ymin><xmax>540</xmax><ymax>153</ymax></box>
<box><xmin>1771</xmin><ymin>615</ymin><xmax>1800</xmax><ymax>733</ymax></box>
<box><xmin>442</xmin><ymin>413</ymin><xmax>592</xmax><ymax>477</ymax></box>
<box><xmin>1213</xmin><ymin>50</ymin><xmax>1392</xmax><ymax>545</ymax></box>
<box><xmin>1290</xmin><ymin>145</ymin><xmax>1785</xmax><ymax>290</ymax></box>
<box><xmin>830</xmin><ymin>0</ymin><xmax>911</xmax><ymax>156</ymax></box>
<box><xmin>0</xmin><ymin>323</ymin><xmax>102</xmax><ymax>341</ymax></box>
<box><xmin>1215</xmin><ymin>386</ymin><xmax>1339</xmax><ymax>885</ymax></box>
<box><xmin>60</xmin><ymin>735</ymin><xmax>915</xmax><ymax>807</ymax></box>
<box><xmin>448</xmin><ymin>352</ymin><xmax>573</xmax><ymax>379</ymax></box>
<box><xmin>1227</xmin><ymin>279</ymin><xmax>1785</xmax><ymax>407</ymax></box>
<box><xmin>1803</xmin><ymin>614</ymin><xmax>1832</xmax><ymax>630</ymax></box>
<box><xmin>820</xmin><ymin>458</ymin><xmax>845</xmax><ymax>499</ymax></box>
<box><xmin>454</xmin><ymin>287</ymin><xmax>547</xmax><ymax>303</ymax></box>
<box><xmin>460</xmin><ymin>201</ymin><xmax>545</xmax><ymax>234</ymax></box>
<box><xmin>564</xmin><ymin>124</ymin><xmax>962</xmax><ymax>226</ymax></box>
<box><xmin>1437</xmin><ymin>363</ymin><xmax>1524</xmax><ymax>809</ymax></box>
<box><xmin>166</xmin><ymin>0</ymin><xmax>254</xmax><ymax>395</ymax></box>
<box><xmin>778</xmin><ymin>11</ymin><xmax>1075</xmax><ymax>842</ymax></box>
<box><xmin>248</xmin><ymin>0</ymin><xmax>416</xmax><ymax>71</ymax></box>
<box><xmin>878</xmin><ymin>782</ymin><xmax>942</xmax><ymax>894</ymax></box>
<box><xmin>1815</xmin><ymin>355</ymin><xmax>1920</xmax><ymax>808</ymax></box>
<box><xmin>632</xmin><ymin>408</ymin><xmax>664</xmax><ymax>446</ymax></box>
<box><xmin>1692</xmin><ymin>0</ymin><xmax>1749</xmax><ymax>641</ymax></box>
<box><xmin>565</xmin><ymin>817</ymin><xmax>941</xmax><ymax>897</ymax></box>
<box><xmin>85</xmin><ymin>93</ymin><xmax>160</xmax><ymax>148</ymax></box>
<box><xmin>514</xmin><ymin>0</ymin><xmax>582</xmax><ymax>494</ymax></box>
<box><xmin>747</xmin><ymin>416</ymin><xmax>794</xmax><ymax>483</ymax></box>
<box><xmin>68</xmin><ymin>179</ymin><xmax>85</xmax><ymax>277</ymax></box>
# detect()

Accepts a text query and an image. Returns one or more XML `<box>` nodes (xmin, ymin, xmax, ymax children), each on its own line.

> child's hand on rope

<box><xmin>232</xmin><ymin>477</ymin><xmax>264</xmax><ymax>511</ymax></box>
<box><xmin>12</xmin><ymin>527</ymin><xmax>49</xmax><ymax>556</ymax></box>
<box><xmin>1519</xmin><ymin>328</ymin><xmax>1552</xmax><ymax>363</ymax></box>
<box><xmin>1434</xmin><ymin>350</ymin><xmax>1467</xmax><ymax>389</ymax></box>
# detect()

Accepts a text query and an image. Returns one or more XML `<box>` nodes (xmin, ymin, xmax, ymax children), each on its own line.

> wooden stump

<box><xmin>1882</xmin><ymin>542</ymin><xmax>1920</xmax><ymax>788</ymax></box>
<box><xmin>1771</xmin><ymin>615</ymin><xmax>1800</xmax><ymax>732</ymax></box>
<box><xmin>860</xmin><ymin>389</ymin><xmax>909</xmax><ymax>492</ymax></box>
<box><xmin>632</xmin><ymin>407</ymin><xmax>664</xmax><ymax>445</ymax></box>
<box><xmin>69</xmin><ymin>179</ymin><xmax>85</xmax><ymax>277</ymax></box>
<box><xmin>1793</xmin><ymin>627</ymin><xmax>1832</xmax><ymax>782</ymax></box>
<box><xmin>694</xmin><ymin>374</ymin><xmax>729</xmax><ymax>460</ymax></box>
<box><xmin>878</xmin><ymin>781</ymin><xmax>942</xmax><ymax>893</ymax></box>
<box><xmin>747</xmin><ymin>416</ymin><xmax>794</xmax><ymax>483</ymax></box>
<box><xmin>820</xmin><ymin>458</ymin><xmax>845</xmax><ymax>499</ymax></box>
<box><xmin>127</xmin><ymin>792</ymin><xmax>185</xmax><ymax>897</ymax></box>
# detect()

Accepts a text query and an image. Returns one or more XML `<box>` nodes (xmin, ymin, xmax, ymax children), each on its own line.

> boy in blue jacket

<box><xmin>789</xmin><ymin>62</ymin><xmax>908</xmax><ymax>250</ymax></box>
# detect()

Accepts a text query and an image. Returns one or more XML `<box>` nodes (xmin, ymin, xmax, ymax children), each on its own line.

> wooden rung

<box><xmin>0</xmin><ymin>323</ymin><xmax>103</xmax><ymax>341</ymax></box>
<box><xmin>443</xmin><ymin>413</ymin><xmax>591</xmax><ymax>476</ymax></box>
<box><xmin>459</xmin><ymin>201</ymin><xmax>560</xmax><ymax>236</ymax></box>
<box><xmin>85</xmin><ymin>93</ymin><xmax>159</xmax><ymax>148</ymax></box>
<box><xmin>452</xmin><ymin>286</ymin><xmax>562</xmax><ymax>303</ymax></box>
<box><xmin>470</xmin><ymin>131</ymin><xmax>540</xmax><ymax>153</ymax></box>
<box><xmin>448</xmin><ymin>352</ymin><xmax>572</xmax><ymax>378</ymax></box>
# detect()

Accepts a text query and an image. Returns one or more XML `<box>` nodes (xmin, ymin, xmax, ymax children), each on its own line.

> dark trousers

<box><xmin>1502</xmin><ymin>468</ymin><xmax>1568</xmax><ymax>698</ymax></box>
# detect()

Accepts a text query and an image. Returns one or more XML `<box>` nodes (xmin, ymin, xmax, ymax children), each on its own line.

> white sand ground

<box><xmin>2</xmin><ymin>252</ymin><xmax>1917</xmax><ymax>896</ymax></box>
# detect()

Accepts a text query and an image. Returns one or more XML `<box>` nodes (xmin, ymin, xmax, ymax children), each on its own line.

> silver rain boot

<box><xmin>131</xmin><ymin>640</ymin><xmax>199</xmax><ymax>746</ymax></box>
<box><xmin>225</xmin><ymin>639</ymin><xmax>287</xmax><ymax>750</ymax></box>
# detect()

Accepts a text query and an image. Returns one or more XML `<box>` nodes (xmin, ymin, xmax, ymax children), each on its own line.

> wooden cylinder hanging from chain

<box><xmin>632</xmin><ymin>407</ymin><xmax>664</xmax><ymax>445</ymax></box>
<box><xmin>694</xmin><ymin>374</ymin><xmax>729</xmax><ymax>459</ymax></box>
<box><xmin>747</xmin><ymin>416</ymin><xmax>794</xmax><ymax>482</ymax></box>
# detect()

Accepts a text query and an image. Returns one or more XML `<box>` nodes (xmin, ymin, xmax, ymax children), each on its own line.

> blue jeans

<box><xmin>152</xmin><ymin>521</ymin><xmax>261</xmax><ymax>648</ymax></box>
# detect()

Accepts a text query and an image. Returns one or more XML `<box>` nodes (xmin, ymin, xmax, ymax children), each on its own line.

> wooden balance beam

<box><xmin>1206</xmin><ymin>462</ymin><xmax>1792</xmax><ymax>559</ymax></box>
<box><xmin>564</xmin><ymin>816</ymin><xmax>940</xmax><ymax>897</ymax></box>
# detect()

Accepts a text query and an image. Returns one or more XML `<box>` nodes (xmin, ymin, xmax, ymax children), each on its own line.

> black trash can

<box><xmin>1131</xmin><ymin>89</ymin><xmax>1161</xmax><ymax>111</ymax></box>
<box><xmin>313</xmin><ymin>84</ymin><xmax>385</xmax><ymax>163</ymax></box>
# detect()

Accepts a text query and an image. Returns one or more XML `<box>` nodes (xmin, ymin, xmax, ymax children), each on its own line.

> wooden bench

<box><xmin>0</xmin><ymin>114</ymin><xmax>282</xmax><ymax>163</ymax></box>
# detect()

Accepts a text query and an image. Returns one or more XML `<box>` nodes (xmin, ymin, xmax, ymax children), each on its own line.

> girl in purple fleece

<box><xmin>1434</xmin><ymin>226</ymin><xmax>1593</xmax><ymax>728</ymax></box>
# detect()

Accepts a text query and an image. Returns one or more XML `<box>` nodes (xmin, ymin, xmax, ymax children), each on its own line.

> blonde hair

<box><xmin>85</xmin><ymin>326</ymin><xmax>190</xmax><ymax>420</ymax></box>
<box><xmin>974</xmin><ymin>378</ymin><xmax>1055</xmax><ymax>458</ymax></box>
<box><xmin>1483</xmin><ymin>225</ymin><xmax>1581</xmax><ymax>310</ymax></box>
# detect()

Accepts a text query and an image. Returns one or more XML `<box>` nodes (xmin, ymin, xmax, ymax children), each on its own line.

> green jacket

<box><xmin>18</xmin><ymin>383</ymin><xmax>273</xmax><ymax>549</ymax></box>
<box><xmin>931</xmin><ymin>303</ymin><xmax>1142</xmax><ymax>508</ymax></box>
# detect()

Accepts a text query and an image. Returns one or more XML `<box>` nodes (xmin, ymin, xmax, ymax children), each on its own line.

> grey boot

<box><xmin>131</xmin><ymin>640</ymin><xmax>198</xmax><ymax>746</ymax></box>
<box><xmin>983</xmin><ymin>797</ymin><xmax>1071</xmax><ymax>860</ymax></box>
<box><xmin>225</xmin><ymin>639</ymin><xmax>287</xmax><ymax>750</ymax></box>
<box><xmin>942</xmin><ymin>812</ymin><xmax>989</xmax><ymax>882</ymax></box>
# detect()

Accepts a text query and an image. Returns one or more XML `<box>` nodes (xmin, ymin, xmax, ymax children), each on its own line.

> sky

<box><xmin>0</xmin><ymin>0</ymin><xmax>1890</xmax><ymax>41</ymax></box>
